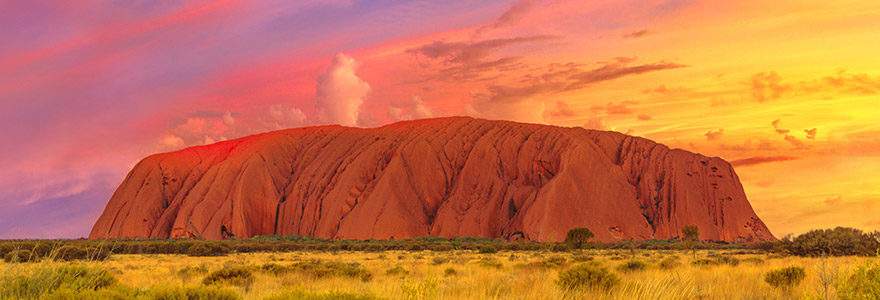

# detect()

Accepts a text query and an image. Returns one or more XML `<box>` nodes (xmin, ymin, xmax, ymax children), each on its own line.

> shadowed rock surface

<box><xmin>90</xmin><ymin>117</ymin><xmax>774</xmax><ymax>242</ymax></box>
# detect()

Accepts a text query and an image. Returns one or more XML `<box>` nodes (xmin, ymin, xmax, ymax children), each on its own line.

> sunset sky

<box><xmin>1</xmin><ymin>0</ymin><xmax>878</xmax><ymax>239</ymax></box>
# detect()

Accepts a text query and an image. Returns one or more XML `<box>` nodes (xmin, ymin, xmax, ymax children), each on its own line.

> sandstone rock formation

<box><xmin>90</xmin><ymin>117</ymin><xmax>774</xmax><ymax>242</ymax></box>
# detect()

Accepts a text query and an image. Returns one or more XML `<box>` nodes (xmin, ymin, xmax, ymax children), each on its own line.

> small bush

<box><xmin>385</xmin><ymin>266</ymin><xmax>409</xmax><ymax>276</ymax></box>
<box><xmin>523</xmin><ymin>256</ymin><xmax>569</xmax><ymax>269</ymax></box>
<box><xmin>543</xmin><ymin>256</ymin><xmax>569</xmax><ymax>268</ymax></box>
<box><xmin>692</xmin><ymin>259</ymin><xmax>718</xmax><ymax>266</ymax></box>
<box><xmin>476</xmin><ymin>259</ymin><xmax>504</xmax><ymax>269</ymax></box>
<box><xmin>557</xmin><ymin>263</ymin><xmax>619</xmax><ymax>291</ymax></box>
<box><xmin>0</xmin><ymin>244</ymin><xmax>13</xmax><ymax>258</ymax></box>
<box><xmin>616</xmin><ymin>260</ymin><xmax>647</xmax><ymax>272</ymax></box>
<box><xmin>291</xmin><ymin>260</ymin><xmax>373</xmax><ymax>282</ymax></box>
<box><xmin>55</xmin><ymin>246</ymin><xmax>88</xmax><ymax>261</ymax></box>
<box><xmin>659</xmin><ymin>256</ymin><xmax>680</xmax><ymax>269</ymax></box>
<box><xmin>177</xmin><ymin>264</ymin><xmax>210</xmax><ymax>282</ymax></box>
<box><xmin>265</xmin><ymin>289</ymin><xmax>379</xmax><ymax>300</ymax></box>
<box><xmin>552</xmin><ymin>243</ymin><xmax>573</xmax><ymax>252</ymax></box>
<box><xmin>40</xmin><ymin>285</ymin><xmax>135</xmax><ymax>300</ymax></box>
<box><xmin>431</xmin><ymin>256</ymin><xmax>450</xmax><ymax>265</ymax></box>
<box><xmin>742</xmin><ymin>257</ymin><xmax>765</xmax><ymax>265</ymax></box>
<box><xmin>765</xmin><ymin>266</ymin><xmax>806</xmax><ymax>289</ymax></box>
<box><xmin>32</xmin><ymin>243</ymin><xmax>56</xmax><ymax>258</ymax></box>
<box><xmin>430</xmin><ymin>244</ymin><xmax>455</xmax><ymax>252</ymax></box>
<box><xmin>146</xmin><ymin>285</ymin><xmax>240</xmax><ymax>300</ymax></box>
<box><xmin>4</xmin><ymin>250</ymin><xmax>35</xmax><ymax>263</ymax></box>
<box><xmin>87</xmin><ymin>247</ymin><xmax>112</xmax><ymax>261</ymax></box>
<box><xmin>838</xmin><ymin>261</ymin><xmax>880</xmax><ymax>298</ymax></box>
<box><xmin>259</xmin><ymin>263</ymin><xmax>293</xmax><ymax>275</ymax></box>
<box><xmin>478</xmin><ymin>246</ymin><xmax>498</xmax><ymax>254</ymax></box>
<box><xmin>187</xmin><ymin>242</ymin><xmax>230</xmax><ymax>257</ymax></box>
<box><xmin>444</xmin><ymin>267</ymin><xmax>458</xmax><ymax>276</ymax></box>
<box><xmin>202</xmin><ymin>267</ymin><xmax>254</xmax><ymax>287</ymax></box>
<box><xmin>572</xmin><ymin>254</ymin><xmax>594</xmax><ymax>262</ymax></box>
<box><xmin>715</xmin><ymin>255</ymin><xmax>740</xmax><ymax>266</ymax></box>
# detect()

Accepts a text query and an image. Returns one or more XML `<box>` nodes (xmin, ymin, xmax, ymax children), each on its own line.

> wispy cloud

<box><xmin>731</xmin><ymin>156</ymin><xmax>798</xmax><ymax>167</ymax></box>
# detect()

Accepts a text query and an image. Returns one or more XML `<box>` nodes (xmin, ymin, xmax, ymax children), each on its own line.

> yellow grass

<box><xmin>0</xmin><ymin>249</ymin><xmax>872</xmax><ymax>299</ymax></box>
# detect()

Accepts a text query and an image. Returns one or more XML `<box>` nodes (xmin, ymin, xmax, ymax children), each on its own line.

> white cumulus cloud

<box><xmin>314</xmin><ymin>53</ymin><xmax>371</xmax><ymax>126</ymax></box>
<box><xmin>388</xmin><ymin>96</ymin><xmax>435</xmax><ymax>121</ymax></box>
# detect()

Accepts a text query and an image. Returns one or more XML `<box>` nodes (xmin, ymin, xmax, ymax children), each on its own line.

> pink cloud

<box><xmin>314</xmin><ymin>53</ymin><xmax>372</xmax><ymax>126</ymax></box>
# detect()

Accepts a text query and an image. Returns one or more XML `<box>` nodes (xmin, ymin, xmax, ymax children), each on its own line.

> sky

<box><xmin>1</xmin><ymin>0</ymin><xmax>878</xmax><ymax>239</ymax></box>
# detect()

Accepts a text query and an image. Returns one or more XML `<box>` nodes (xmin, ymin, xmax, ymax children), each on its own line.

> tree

<box><xmin>782</xmin><ymin>227</ymin><xmax>880</xmax><ymax>256</ymax></box>
<box><xmin>682</xmin><ymin>225</ymin><xmax>700</xmax><ymax>260</ymax></box>
<box><xmin>565</xmin><ymin>228</ymin><xmax>594</xmax><ymax>249</ymax></box>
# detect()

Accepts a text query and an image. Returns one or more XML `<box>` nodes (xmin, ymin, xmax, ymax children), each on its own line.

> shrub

<box><xmin>552</xmin><ymin>243</ymin><xmax>573</xmax><ymax>252</ymax></box>
<box><xmin>87</xmin><ymin>247</ymin><xmax>112</xmax><ymax>261</ymax></box>
<box><xmin>55</xmin><ymin>246</ymin><xmax>88</xmax><ymax>261</ymax></box>
<box><xmin>4</xmin><ymin>249</ymin><xmax>35</xmax><ymax>263</ymax></box>
<box><xmin>265</xmin><ymin>289</ymin><xmax>379</xmax><ymax>300</ymax></box>
<box><xmin>147</xmin><ymin>285</ymin><xmax>239</xmax><ymax>300</ymax></box>
<box><xmin>177</xmin><ymin>264</ymin><xmax>210</xmax><ymax>282</ymax></box>
<box><xmin>0</xmin><ymin>244</ymin><xmax>13</xmax><ymax>257</ymax></box>
<box><xmin>557</xmin><ymin>263</ymin><xmax>619</xmax><ymax>291</ymax></box>
<box><xmin>259</xmin><ymin>263</ymin><xmax>293</xmax><ymax>275</ymax></box>
<box><xmin>431</xmin><ymin>256</ymin><xmax>450</xmax><ymax>265</ymax></box>
<box><xmin>659</xmin><ymin>256</ymin><xmax>680</xmax><ymax>269</ymax></box>
<box><xmin>616</xmin><ymin>260</ymin><xmax>647</xmax><ymax>272</ymax></box>
<box><xmin>385</xmin><ymin>266</ymin><xmax>409</xmax><ymax>276</ymax></box>
<box><xmin>429</xmin><ymin>244</ymin><xmax>455</xmax><ymax>251</ymax></box>
<box><xmin>291</xmin><ymin>260</ymin><xmax>373</xmax><ymax>282</ymax></box>
<box><xmin>716</xmin><ymin>255</ymin><xmax>740</xmax><ymax>266</ymax></box>
<box><xmin>564</xmin><ymin>228</ymin><xmax>594</xmax><ymax>249</ymax></box>
<box><xmin>838</xmin><ymin>260</ymin><xmax>880</xmax><ymax>299</ymax></box>
<box><xmin>40</xmin><ymin>285</ymin><xmax>136</xmax><ymax>300</ymax></box>
<box><xmin>781</xmin><ymin>227</ymin><xmax>880</xmax><ymax>257</ymax></box>
<box><xmin>32</xmin><ymin>242</ymin><xmax>56</xmax><ymax>258</ymax></box>
<box><xmin>476</xmin><ymin>259</ymin><xmax>504</xmax><ymax>269</ymax></box>
<box><xmin>202</xmin><ymin>267</ymin><xmax>254</xmax><ymax>287</ymax></box>
<box><xmin>692</xmin><ymin>259</ymin><xmax>718</xmax><ymax>266</ymax></box>
<box><xmin>542</xmin><ymin>256</ymin><xmax>569</xmax><ymax>268</ymax></box>
<box><xmin>187</xmin><ymin>242</ymin><xmax>231</xmax><ymax>257</ymax></box>
<box><xmin>742</xmin><ymin>257</ymin><xmax>765</xmax><ymax>265</ymax></box>
<box><xmin>0</xmin><ymin>265</ymin><xmax>117</xmax><ymax>299</ymax></box>
<box><xmin>765</xmin><ymin>266</ymin><xmax>806</xmax><ymax>289</ymax></box>
<box><xmin>572</xmin><ymin>254</ymin><xmax>594</xmax><ymax>262</ymax></box>
<box><xmin>444</xmin><ymin>267</ymin><xmax>458</xmax><ymax>276</ymax></box>
<box><xmin>478</xmin><ymin>246</ymin><xmax>498</xmax><ymax>254</ymax></box>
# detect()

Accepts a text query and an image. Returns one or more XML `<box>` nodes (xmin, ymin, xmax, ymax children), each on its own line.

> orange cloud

<box><xmin>750</xmin><ymin>72</ymin><xmax>790</xmax><ymax>102</ymax></box>
<box><xmin>772</xmin><ymin>119</ymin><xmax>790</xmax><ymax>134</ymax></box>
<box><xmin>783</xmin><ymin>135</ymin><xmax>809</xmax><ymax>150</ymax></box>
<box><xmin>804</xmin><ymin>128</ymin><xmax>818</xmax><ymax>139</ymax></box>
<box><xmin>566</xmin><ymin>58</ymin><xmax>686</xmax><ymax>90</ymax></box>
<box><xmin>591</xmin><ymin>101</ymin><xmax>635</xmax><ymax>115</ymax></box>
<box><xmin>825</xmin><ymin>195</ymin><xmax>842</xmax><ymax>205</ymax></box>
<box><xmin>622</xmin><ymin>29</ymin><xmax>652</xmax><ymax>39</ymax></box>
<box><xmin>731</xmin><ymin>156</ymin><xmax>798</xmax><ymax>167</ymax></box>
<box><xmin>705</xmin><ymin>129</ymin><xmax>724</xmax><ymax>141</ymax></box>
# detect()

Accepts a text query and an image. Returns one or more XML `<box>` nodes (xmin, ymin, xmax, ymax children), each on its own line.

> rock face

<box><xmin>90</xmin><ymin>117</ymin><xmax>774</xmax><ymax>242</ymax></box>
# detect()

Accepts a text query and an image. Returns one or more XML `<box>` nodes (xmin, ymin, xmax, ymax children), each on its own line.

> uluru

<box><xmin>90</xmin><ymin>117</ymin><xmax>774</xmax><ymax>243</ymax></box>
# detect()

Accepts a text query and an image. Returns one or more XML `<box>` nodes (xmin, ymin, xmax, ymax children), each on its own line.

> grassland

<box><xmin>2</xmin><ymin>248</ymin><xmax>875</xmax><ymax>299</ymax></box>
